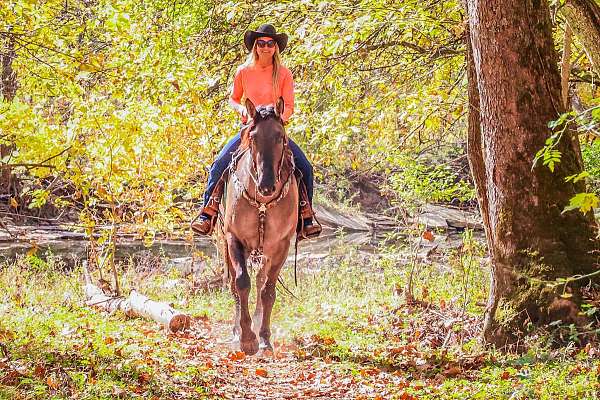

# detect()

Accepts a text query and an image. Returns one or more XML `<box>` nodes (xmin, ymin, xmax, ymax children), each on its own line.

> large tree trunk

<box><xmin>562</xmin><ymin>0</ymin><xmax>600</xmax><ymax>75</ymax></box>
<box><xmin>466</xmin><ymin>0</ymin><xmax>598</xmax><ymax>345</ymax></box>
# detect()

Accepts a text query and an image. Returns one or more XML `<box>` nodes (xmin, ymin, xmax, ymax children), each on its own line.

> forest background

<box><xmin>1</xmin><ymin>0</ymin><xmax>599</xmax><ymax>399</ymax></box>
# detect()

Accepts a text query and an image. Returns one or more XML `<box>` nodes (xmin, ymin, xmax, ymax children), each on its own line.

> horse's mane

<box><xmin>240</xmin><ymin>105</ymin><xmax>282</xmax><ymax>149</ymax></box>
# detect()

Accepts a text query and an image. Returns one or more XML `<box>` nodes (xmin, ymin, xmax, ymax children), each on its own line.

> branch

<box><xmin>0</xmin><ymin>163</ymin><xmax>55</xmax><ymax>169</ymax></box>
<box><xmin>39</xmin><ymin>146</ymin><xmax>72</xmax><ymax>165</ymax></box>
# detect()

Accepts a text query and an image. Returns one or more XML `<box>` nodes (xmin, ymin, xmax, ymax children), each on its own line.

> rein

<box><xmin>230</xmin><ymin>123</ymin><xmax>295</xmax><ymax>269</ymax></box>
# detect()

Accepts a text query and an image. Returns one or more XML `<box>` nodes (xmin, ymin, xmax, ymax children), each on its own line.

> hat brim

<box><xmin>244</xmin><ymin>31</ymin><xmax>288</xmax><ymax>53</ymax></box>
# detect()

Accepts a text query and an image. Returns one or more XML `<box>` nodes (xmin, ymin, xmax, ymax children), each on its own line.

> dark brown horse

<box><xmin>220</xmin><ymin>97</ymin><xmax>298</xmax><ymax>355</ymax></box>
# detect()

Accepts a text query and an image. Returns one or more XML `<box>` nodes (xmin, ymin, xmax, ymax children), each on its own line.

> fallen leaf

<box><xmin>444</xmin><ymin>366</ymin><xmax>462</xmax><ymax>377</ymax></box>
<box><xmin>46</xmin><ymin>376</ymin><xmax>59</xmax><ymax>389</ymax></box>
<box><xmin>138</xmin><ymin>372</ymin><xmax>151</xmax><ymax>384</ymax></box>
<box><xmin>321</xmin><ymin>336</ymin><xmax>336</xmax><ymax>346</ymax></box>
<box><xmin>422</xmin><ymin>230</ymin><xmax>435</xmax><ymax>241</ymax></box>
<box><xmin>440</xmin><ymin>299</ymin><xmax>446</xmax><ymax>309</ymax></box>
<box><xmin>33</xmin><ymin>365</ymin><xmax>46</xmax><ymax>378</ymax></box>
<box><xmin>255</xmin><ymin>367</ymin><xmax>268</xmax><ymax>377</ymax></box>
<box><xmin>227</xmin><ymin>351</ymin><xmax>246</xmax><ymax>361</ymax></box>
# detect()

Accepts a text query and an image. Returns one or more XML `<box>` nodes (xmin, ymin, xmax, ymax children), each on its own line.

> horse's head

<box><xmin>243</xmin><ymin>97</ymin><xmax>288</xmax><ymax>197</ymax></box>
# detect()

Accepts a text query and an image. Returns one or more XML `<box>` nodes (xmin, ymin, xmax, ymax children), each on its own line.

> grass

<box><xmin>1</xmin><ymin>233</ymin><xmax>599</xmax><ymax>399</ymax></box>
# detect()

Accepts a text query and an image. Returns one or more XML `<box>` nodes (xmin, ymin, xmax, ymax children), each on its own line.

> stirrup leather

<box><xmin>295</xmin><ymin>172</ymin><xmax>322</xmax><ymax>240</ymax></box>
<box><xmin>191</xmin><ymin>171</ymin><xmax>228</xmax><ymax>235</ymax></box>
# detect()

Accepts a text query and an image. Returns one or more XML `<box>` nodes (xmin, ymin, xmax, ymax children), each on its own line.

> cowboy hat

<box><xmin>244</xmin><ymin>24</ymin><xmax>288</xmax><ymax>53</ymax></box>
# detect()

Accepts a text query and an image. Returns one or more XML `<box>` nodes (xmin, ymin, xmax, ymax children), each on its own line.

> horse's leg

<box><xmin>258</xmin><ymin>243</ymin><xmax>288</xmax><ymax>352</ymax></box>
<box><xmin>252</xmin><ymin>262</ymin><xmax>268</xmax><ymax>335</ymax></box>
<box><xmin>222</xmin><ymin>234</ymin><xmax>241</xmax><ymax>341</ymax></box>
<box><xmin>229</xmin><ymin>270</ymin><xmax>241</xmax><ymax>341</ymax></box>
<box><xmin>227</xmin><ymin>234</ymin><xmax>258</xmax><ymax>355</ymax></box>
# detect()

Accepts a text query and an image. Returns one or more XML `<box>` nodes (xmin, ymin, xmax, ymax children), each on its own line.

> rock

<box><xmin>413</xmin><ymin>204</ymin><xmax>483</xmax><ymax>231</ymax></box>
<box><xmin>314</xmin><ymin>204</ymin><xmax>371</xmax><ymax>231</ymax></box>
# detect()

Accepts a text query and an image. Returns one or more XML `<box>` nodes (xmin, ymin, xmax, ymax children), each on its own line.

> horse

<box><xmin>219</xmin><ymin>97</ymin><xmax>298</xmax><ymax>355</ymax></box>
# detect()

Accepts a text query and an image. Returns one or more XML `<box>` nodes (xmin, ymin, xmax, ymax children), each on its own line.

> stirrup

<box><xmin>297</xmin><ymin>214</ymin><xmax>322</xmax><ymax>241</ymax></box>
<box><xmin>191</xmin><ymin>212</ymin><xmax>217</xmax><ymax>236</ymax></box>
<box><xmin>299</xmin><ymin>224</ymin><xmax>322</xmax><ymax>240</ymax></box>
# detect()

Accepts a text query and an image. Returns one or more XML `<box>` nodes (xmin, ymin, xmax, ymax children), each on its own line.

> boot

<box><xmin>297</xmin><ymin>179</ymin><xmax>322</xmax><ymax>241</ymax></box>
<box><xmin>191</xmin><ymin>176</ymin><xmax>226</xmax><ymax>236</ymax></box>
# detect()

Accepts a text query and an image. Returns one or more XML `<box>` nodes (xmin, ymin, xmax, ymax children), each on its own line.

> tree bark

<box><xmin>464</xmin><ymin>2</ymin><xmax>500</xmax><ymax>340</ymax></box>
<box><xmin>466</xmin><ymin>0</ymin><xmax>599</xmax><ymax>344</ymax></box>
<box><xmin>0</xmin><ymin>33</ymin><xmax>17</xmax><ymax>101</ymax></box>
<box><xmin>560</xmin><ymin>24</ymin><xmax>573</xmax><ymax>109</ymax></box>
<box><xmin>1</xmin><ymin>30</ymin><xmax>17</xmax><ymax>195</ymax></box>
<box><xmin>562</xmin><ymin>0</ymin><xmax>600</xmax><ymax>75</ymax></box>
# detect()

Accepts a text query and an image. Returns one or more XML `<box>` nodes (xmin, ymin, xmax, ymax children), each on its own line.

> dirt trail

<box><xmin>171</xmin><ymin>319</ymin><xmax>401</xmax><ymax>400</ymax></box>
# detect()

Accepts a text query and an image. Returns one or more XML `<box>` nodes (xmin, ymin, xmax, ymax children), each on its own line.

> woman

<box><xmin>191</xmin><ymin>24</ymin><xmax>321</xmax><ymax>240</ymax></box>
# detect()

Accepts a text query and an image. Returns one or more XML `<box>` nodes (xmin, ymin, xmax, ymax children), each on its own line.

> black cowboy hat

<box><xmin>244</xmin><ymin>24</ymin><xmax>288</xmax><ymax>53</ymax></box>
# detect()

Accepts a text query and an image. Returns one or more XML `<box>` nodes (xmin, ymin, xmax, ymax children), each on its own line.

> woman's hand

<box><xmin>240</xmin><ymin>106</ymin><xmax>254</xmax><ymax>125</ymax></box>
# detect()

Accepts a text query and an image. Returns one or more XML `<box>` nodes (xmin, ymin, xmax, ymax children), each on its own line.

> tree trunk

<box><xmin>0</xmin><ymin>33</ymin><xmax>17</xmax><ymax>101</ymax></box>
<box><xmin>466</xmin><ymin>0</ymin><xmax>599</xmax><ymax>344</ymax></box>
<box><xmin>464</xmin><ymin>2</ymin><xmax>499</xmax><ymax>340</ymax></box>
<box><xmin>562</xmin><ymin>0</ymin><xmax>600</xmax><ymax>75</ymax></box>
<box><xmin>560</xmin><ymin>24</ymin><xmax>573</xmax><ymax>109</ymax></box>
<box><xmin>1</xmin><ymin>31</ymin><xmax>17</xmax><ymax>195</ymax></box>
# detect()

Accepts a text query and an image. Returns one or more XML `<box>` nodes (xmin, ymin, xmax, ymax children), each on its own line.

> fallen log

<box><xmin>82</xmin><ymin>263</ymin><xmax>190</xmax><ymax>332</ymax></box>
<box><xmin>129</xmin><ymin>290</ymin><xmax>191</xmax><ymax>332</ymax></box>
<box><xmin>84</xmin><ymin>282</ymin><xmax>134</xmax><ymax>316</ymax></box>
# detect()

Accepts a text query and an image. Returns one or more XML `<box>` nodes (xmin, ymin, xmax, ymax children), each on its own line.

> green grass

<box><xmin>1</xmin><ymin>236</ymin><xmax>599</xmax><ymax>399</ymax></box>
<box><xmin>0</xmin><ymin>256</ymin><xmax>214</xmax><ymax>399</ymax></box>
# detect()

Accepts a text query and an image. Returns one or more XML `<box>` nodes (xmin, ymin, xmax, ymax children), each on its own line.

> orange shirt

<box><xmin>230</xmin><ymin>64</ymin><xmax>294</xmax><ymax>122</ymax></box>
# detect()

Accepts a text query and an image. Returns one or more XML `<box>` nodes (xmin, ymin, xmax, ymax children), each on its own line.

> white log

<box><xmin>82</xmin><ymin>262</ymin><xmax>190</xmax><ymax>332</ymax></box>
<box><xmin>129</xmin><ymin>290</ymin><xmax>191</xmax><ymax>332</ymax></box>
<box><xmin>82</xmin><ymin>261</ymin><xmax>134</xmax><ymax>315</ymax></box>
<box><xmin>84</xmin><ymin>282</ymin><xmax>134</xmax><ymax>316</ymax></box>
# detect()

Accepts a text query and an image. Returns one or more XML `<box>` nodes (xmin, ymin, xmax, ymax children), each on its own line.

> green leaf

<box><xmin>563</xmin><ymin>192</ymin><xmax>599</xmax><ymax>214</ymax></box>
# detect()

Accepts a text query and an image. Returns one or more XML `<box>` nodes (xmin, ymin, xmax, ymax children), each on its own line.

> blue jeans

<box><xmin>203</xmin><ymin>130</ymin><xmax>314</xmax><ymax>207</ymax></box>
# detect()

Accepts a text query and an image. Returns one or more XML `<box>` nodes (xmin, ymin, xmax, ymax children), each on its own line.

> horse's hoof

<box><xmin>259</xmin><ymin>338</ymin><xmax>273</xmax><ymax>352</ymax></box>
<box><xmin>241</xmin><ymin>339</ymin><xmax>259</xmax><ymax>355</ymax></box>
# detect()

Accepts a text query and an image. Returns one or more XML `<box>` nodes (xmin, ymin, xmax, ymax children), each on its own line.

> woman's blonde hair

<box><xmin>243</xmin><ymin>40</ymin><xmax>282</xmax><ymax>103</ymax></box>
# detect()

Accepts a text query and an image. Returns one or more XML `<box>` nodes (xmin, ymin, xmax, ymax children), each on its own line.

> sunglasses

<box><xmin>256</xmin><ymin>39</ymin><xmax>276</xmax><ymax>48</ymax></box>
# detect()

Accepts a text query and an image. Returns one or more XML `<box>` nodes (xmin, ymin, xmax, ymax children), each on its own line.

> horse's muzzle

<box><xmin>258</xmin><ymin>185</ymin><xmax>276</xmax><ymax>197</ymax></box>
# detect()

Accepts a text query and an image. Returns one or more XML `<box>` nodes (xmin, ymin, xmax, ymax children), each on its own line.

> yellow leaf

<box><xmin>9</xmin><ymin>197</ymin><xmax>18</xmax><ymax>208</ymax></box>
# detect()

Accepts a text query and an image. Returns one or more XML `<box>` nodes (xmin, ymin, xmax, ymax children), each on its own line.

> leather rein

<box><xmin>230</xmin><ymin>122</ymin><xmax>295</xmax><ymax>268</ymax></box>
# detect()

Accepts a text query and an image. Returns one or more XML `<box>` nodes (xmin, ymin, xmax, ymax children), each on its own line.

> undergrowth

<box><xmin>0</xmin><ymin>233</ymin><xmax>599</xmax><ymax>399</ymax></box>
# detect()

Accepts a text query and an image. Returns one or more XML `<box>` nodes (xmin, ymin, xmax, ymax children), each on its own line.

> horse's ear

<box><xmin>275</xmin><ymin>97</ymin><xmax>284</xmax><ymax>119</ymax></box>
<box><xmin>245</xmin><ymin>98</ymin><xmax>256</xmax><ymax>120</ymax></box>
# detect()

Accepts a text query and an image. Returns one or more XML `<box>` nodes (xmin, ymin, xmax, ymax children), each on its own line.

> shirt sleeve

<box><xmin>230</xmin><ymin>67</ymin><xmax>244</xmax><ymax>107</ymax></box>
<box><xmin>281</xmin><ymin>68</ymin><xmax>294</xmax><ymax>123</ymax></box>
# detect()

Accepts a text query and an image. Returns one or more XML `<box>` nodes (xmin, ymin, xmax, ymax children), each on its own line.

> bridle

<box><xmin>230</xmin><ymin>118</ymin><xmax>295</xmax><ymax>268</ymax></box>
<box><xmin>245</xmin><ymin>122</ymin><xmax>289</xmax><ymax>190</ymax></box>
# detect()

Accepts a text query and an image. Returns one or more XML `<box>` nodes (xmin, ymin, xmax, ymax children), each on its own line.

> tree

<box><xmin>562</xmin><ymin>0</ymin><xmax>600</xmax><ymax>75</ymax></box>
<box><xmin>465</xmin><ymin>0</ymin><xmax>599</xmax><ymax>344</ymax></box>
<box><xmin>1</xmin><ymin>29</ymin><xmax>17</xmax><ymax>195</ymax></box>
